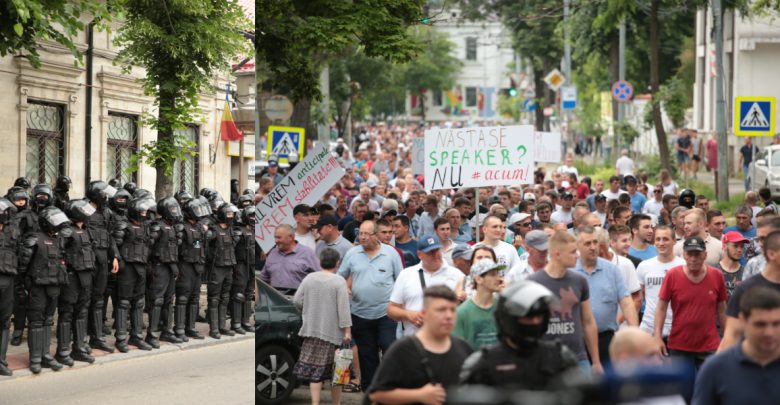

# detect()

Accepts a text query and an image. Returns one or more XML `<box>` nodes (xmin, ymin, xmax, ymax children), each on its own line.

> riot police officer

<box><xmin>175</xmin><ymin>198</ymin><xmax>211</xmax><ymax>341</ymax></box>
<box><xmin>53</xmin><ymin>175</ymin><xmax>72</xmax><ymax>211</ymax></box>
<box><xmin>236</xmin><ymin>194</ymin><xmax>253</xmax><ymax>210</ymax></box>
<box><xmin>0</xmin><ymin>199</ymin><xmax>19</xmax><ymax>376</ymax></box>
<box><xmin>459</xmin><ymin>280</ymin><xmax>580</xmax><ymax>389</ymax></box>
<box><xmin>207</xmin><ymin>203</ymin><xmax>239</xmax><ymax>339</ymax></box>
<box><xmin>58</xmin><ymin>199</ymin><xmax>97</xmax><ymax>366</ymax></box>
<box><xmin>31</xmin><ymin>183</ymin><xmax>54</xmax><ymax>214</ymax></box>
<box><xmin>115</xmin><ymin>199</ymin><xmax>154</xmax><ymax>352</ymax></box>
<box><xmin>85</xmin><ymin>180</ymin><xmax>120</xmax><ymax>353</ymax></box>
<box><xmin>123</xmin><ymin>182</ymin><xmax>138</xmax><ymax>197</ymax></box>
<box><xmin>104</xmin><ymin>189</ymin><xmax>130</xmax><ymax>335</ymax></box>
<box><xmin>230</xmin><ymin>206</ymin><xmax>255</xmax><ymax>334</ymax></box>
<box><xmin>174</xmin><ymin>190</ymin><xmax>194</xmax><ymax>208</ymax></box>
<box><xmin>18</xmin><ymin>207</ymin><xmax>71</xmax><ymax>374</ymax></box>
<box><xmin>13</xmin><ymin>177</ymin><xmax>30</xmax><ymax>192</ymax></box>
<box><xmin>146</xmin><ymin>197</ymin><xmax>184</xmax><ymax>348</ymax></box>
<box><xmin>7</xmin><ymin>187</ymin><xmax>34</xmax><ymax>346</ymax></box>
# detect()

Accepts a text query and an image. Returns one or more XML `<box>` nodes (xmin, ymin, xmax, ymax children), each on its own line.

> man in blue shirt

<box><xmin>693</xmin><ymin>286</ymin><xmax>780</xmax><ymax>404</ymax></box>
<box><xmin>628</xmin><ymin>214</ymin><xmax>657</xmax><ymax>261</ymax></box>
<box><xmin>573</xmin><ymin>226</ymin><xmax>638</xmax><ymax>366</ymax></box>
<box><xmin>624</xmin><ymin>175</ymin><xmax>646</xmax><ymax>214</ymax></box>
<box><xmin>337</xmin><ymin>219</ymin><xmax>403</xmax><ymax>391</ymax></box>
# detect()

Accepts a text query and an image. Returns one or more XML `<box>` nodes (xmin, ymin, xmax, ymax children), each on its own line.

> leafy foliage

<box><xmin>114</xmin><ymin>0</ymin><xmax>253</xmax><ymax>197</ymax></box>
<box><xmin>0</xmin><ymin>0</ymin><xmax>116</xmax><ymax>68</ymax></box>
<box><xmin>256</xmin><ymin>0</ymin><xmax>426</xmax><ymax>103</ymax></box>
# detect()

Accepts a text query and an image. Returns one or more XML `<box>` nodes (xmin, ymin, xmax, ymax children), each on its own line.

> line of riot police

<box><xmin>0</xmin><ymin>176</ymin><xmax>255</xmax><ymax>375</ymax></box>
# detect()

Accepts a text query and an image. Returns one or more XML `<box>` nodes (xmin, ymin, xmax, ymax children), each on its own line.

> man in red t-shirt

<box><xmin>654</xmin><ymin>236</ymin><xmax>727</xmax><ymax>371</ymax></box>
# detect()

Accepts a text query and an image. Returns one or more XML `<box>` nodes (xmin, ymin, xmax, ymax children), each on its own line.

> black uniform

<box><xmin>19</xmin><ymin>209</ymin><xmax>70</xmax><ymax>374</ymax></box>
<box><xmin>146</xmin><ymin>215</ymin><xmax>182</xmax><ymax>347</ymax></box>
<box><xmin>207</xmin><ymin>204</ymin><xmax>239</xmax><ymax>339</ymax></box>
<box><xmin>176</xmin><ymin>220</ymin><xmax>207</xmax><ymax>340</ymax></box>
<box><xmin>0</xmin><ymin>215</ymin><xmax>20</xmax><ymax>376</ymax></box>
<box><xmin>58</xmin><ymin>225</ymin><xmax>96</xmax><ymax>365</ymax></box>
<box><xmin>9</xmin><ymin>190</ymin><xmax>38</xmax><ymax>346</ymax></box>
<box><xmin>230</xmin><ymin>215</ymin><xmax>255</xmax><ymax>333</ymax></box>
<box><xmin>86</xmin><ymin>206</ymin><xmax>120</xmax><ymax>352</ymax></box>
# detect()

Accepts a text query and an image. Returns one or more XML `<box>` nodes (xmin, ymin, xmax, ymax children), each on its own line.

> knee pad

<box><xmin>134</xmin><ymin>298</ymin><xmax>145</xmax><ymax>310</ymax></box>
<box><xmin>177</xmin><ymin>296</ymin><xmax>188</xmax><ymax>305</ymax></box>
<box><xmin>232</xmin><ymin>293</ymin><xmax>245</xmax><ymax>303</ymax></box>
<box><xmin>208</xmin><ymin>298</ymin><xmax>219</xmax><ymax>308</ymax></box>
<box><xmin>43</xmin><ymin>317</ymin><xmax>54</xmax><ymax>327</ymax></box>
<box><xmin>93</xmin><ymin>299</ymin><xmax>104</xmax><ymax>309</ymax></box>
<box><xmin>118</xmin><ymin>300</ymin><xmax>131</xmax><ymax>310</ymax></box>
<box><xmin>153</xmin><ymin>298</ymin><xmax>164</xmax><ymax>307</ymax></box>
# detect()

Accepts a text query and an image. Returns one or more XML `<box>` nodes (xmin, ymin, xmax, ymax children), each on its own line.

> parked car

<box><xmin>256</xmin><ymin>278</ymin><xmax>302</xmax><ymax>404</ymax></box>
<box><xmin>749</xmin><ymin>144</ymin><xmax>780</xmax><ymax>194</ymax></box>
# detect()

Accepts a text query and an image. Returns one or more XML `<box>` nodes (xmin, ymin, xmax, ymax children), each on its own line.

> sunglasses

<box><xmin>654</xmin><ymin>189</ymin><xmax>662</xmax><ymax>193</ymax></box>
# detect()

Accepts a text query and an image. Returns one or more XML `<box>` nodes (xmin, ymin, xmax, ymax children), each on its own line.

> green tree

<box><xmin>114</xmin><ymin>0</ymin><xmax>253</xmax><ymax>198</ymax></box>
<box><xmin>401</xmin><ymin>27</ymin><xmax>462</xmax><ymax>122</ymax></box>
<box><xmin>1</xmin><ymin>0</ymin><xmax>115</xmax><ymax>68</ymax></box>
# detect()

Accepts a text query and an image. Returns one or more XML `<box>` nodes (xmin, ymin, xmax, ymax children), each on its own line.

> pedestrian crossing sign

<box><xmin>735</xmin><ymin>96</ymin><xmax>775</xmax><ymax>136</ymax></box>
<box><xmin>267</xmin><ymin>126</ymin><xmax>305</xmax><ymax>163</ymax></box>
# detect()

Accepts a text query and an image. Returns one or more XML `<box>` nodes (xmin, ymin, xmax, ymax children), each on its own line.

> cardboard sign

<box><xmin>254</xmin><ymin>143</ymin><xmax>345</xmax><ymax>252</ymax></box>
<box><xmin>533</xmin><ymin>132</ymin><xmax>562</xmax><ymax>163</ymax></box>
<box><xmin>424</xmin><ymin>125</ymin><xmax>535</xmax><ymax>190</ymax></box>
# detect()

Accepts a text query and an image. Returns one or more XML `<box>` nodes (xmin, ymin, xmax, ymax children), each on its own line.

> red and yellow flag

<box><xmin>220</xmin><ymin>100</ymin><xmax>244</xmax><ymax>141</ymax></box>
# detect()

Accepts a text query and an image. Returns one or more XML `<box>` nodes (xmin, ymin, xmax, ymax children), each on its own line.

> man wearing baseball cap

<box><xmin>654</xmin><ymin>236</ymin><xmax>727</xmax><ymax>374</ymax></box>
<box><xmin>388</xmin><ymin>235</ymin><xmax>464</xmax><ymax>336</ymax></box>
<box><xmin>261</xmin><ymin>153</ymin><xmax>284</xmax><ymax>186</ymax></box>
<box><xmin>505</xmin><ymin>230</ymin><xmax>549</xmax><ymax>285</ymax></box>
<box><xmin>714</xmin><ymin>231</ymin><xmax>748</xmax><ymax>301</ymax></box>
<box><xmin>293</xmin><ymin>204</ymin><xmax>317</xmax><ymax>252</ymax></box>
<box><xmin>314</xmin><ymin>215</ymin><xmax>353</xmax><ymax>260</ymax></box>
<box><xmin>453</xmin><ymin>260</ymin><xmax>505</xmax><ymax>349</ymax></box>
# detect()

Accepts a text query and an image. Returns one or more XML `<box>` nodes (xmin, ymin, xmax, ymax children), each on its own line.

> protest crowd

<box><xmin>0</xmin><ymin>177</ymin><xmax>256</xmax><ymax>376</ymax></box>
<box><xmin>257</xmin><ymin>123</ymin><xmax>780</xmax><ymax>405</ymax></box>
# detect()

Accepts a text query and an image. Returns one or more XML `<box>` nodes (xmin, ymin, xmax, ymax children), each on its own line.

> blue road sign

<box><xmin>735</xmin><ymin>97</ymin><xmax>776</xmax><ymax>136</ymax></box>
<box><xmin>561</xmin><ymin>86</ymin><xmax>577</xmax><ymax>110</ymax></box>
<box><xmin>611</xmin><ymin>81</ymin><xmax>633</xmax><ymax>103</ymax></box>
<box><xmin>522</xmin><ymin>99</ymin><xmax>536</xmax><ymax>112</ymax></box>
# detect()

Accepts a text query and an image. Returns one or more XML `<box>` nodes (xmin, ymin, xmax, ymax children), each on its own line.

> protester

<box><xmin>714</xmin><ymin>231</ymin><xmax>747</xmax><ymax>301</ymax></box>
<box><xmin>452</xmin><ymin>260</ymin><xmax>503</xmax><ymax>349</ymax></box>
<box><xmin>293</xmin><ymin>249</ymin><xmax>352</xmax><ymax>405</ymax></box>
<box><xmin>706</xmin><ymin>209</ymin><xmax>726</xmax><ymax>241</ymax></box>
<box><xmin>314</xmin><ymin>215</ymin><xmax>353</xmax><ymax>259</ymax></box>
<box><xmin>637</xmin><ymin>226</ymin><xmax>684</xmax><ymax>339</ymax></box>
<box><xmin>474</xmin><ymin>215</ymin><xmax>522</xmax><ymax>276</ymax></box>
<box><xmin>259</xmin><ymin>224</ymin><xmax>320</xmax><ymax>295</ymax></box>
<box><xmin>628</xmin><ymin>214</ymin><xmax>657</xmax><ymax>260</ymax></box>
<box><xmin>504</xmin><ymin>230</ymin><xmax>549</xmax><ymax>284</ymax></box>
<box><xmin>672</xmin><ymin>208</ymin><xmax>723</xmax><ymax>266</ymax></box>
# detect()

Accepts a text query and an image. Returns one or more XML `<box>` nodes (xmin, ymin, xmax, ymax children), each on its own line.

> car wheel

<box><xmin>256</xmin><ymin>344</ymin><xmax>296</xmax><ymax>404</ymax></box>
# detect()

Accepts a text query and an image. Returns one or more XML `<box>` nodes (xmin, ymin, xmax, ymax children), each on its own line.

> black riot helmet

<box><xmin>157</xmin><ymin>197</ymin><xmax>183</xmax><ymax>223</ymax></box>
<box><xmin>128</xmin><ymin>198</ymin><xmax>156</xmax><ymax>223</ymax></box>
<box><xmin>38</xmin><ymin>206</ymin><xmax>71</xmax><ymax>234</ymax></box>
<box><xmin>174</xmin><ymin>190</ymin><xmax>194</xmax><ymax>207</ymax></box>
<box><xmin>109</xmin><ymin>189</ymin><xmax>132</xmax><ymax>214</ymax></box>
<box><xmin>54</xmin><ymin>175</ymin><xmax>72</xmax><ymax>193</ymax></box>
<box><xmin>199</xmin><ymin>188</ymin><xmax>218</xmax><ymax>200</ymax></box>
<box><xmin>123</xmin><ymin>182</ymin><xmax>138</xmax><ymax>196</ymax></box>
<box><xmin>32</xmin><ymin>183</ymin><xmax>54</xmax><ymax>211</ymax></box>
<box><xmin>241</xmin><ymin>206</ymin><xmax>256</xmax><ymax>226</ymax></box>
<box><xmin>237</xmin><ymin>194</ymin><xmax>253</xmax><ymax>209</ymax></box>
<box><xmin>208</xmin><ymin>194</ymin><xmax>226</xmax><ymax>213</ymax></box>
<box><xmin>495</xmin><ymin>280</ymin><xmax>558</xmax><ymax>349</ymax></box>
<box><xmin>242</xmin><ymin>188</ymin><xmax>254</xmax><ymax>196</ymax></box>
<box><xmin>133</xmin><ymin>189</ymin><xmax>152</xmax><ymax>201</ymax></box>
<box><xmin>142</xmin><ymin>198</ymin><xmax>157</xmax><ymax>221</ymax></box>
<box><xmin>184</xmin><ymin>198</ymin><xmax>211</xmax><ymax>221</ymax></box>
<box><xmin>86</xmin><ymin>180</ymin><xmax>117</xmax><ymax>205</ymax></box>
<box><xmin>678</xmin><ymin>189</ymin><xmax>695</xmax><ymax>209</ymax></box>
<box><xmin>14</xmin><ymin>177</ymin><xmax>31</xmax><ymax>190</ymax></box>
<box><xmin>0</xmin><ymin>198</ymin><xmax>18</xmax><ymax>225</ymax></box>
<box><xmin>7</xmin><ymin>187</ymin><xmax>29</xmax><ymax>211</ymax></box>
<box><xmin>65</xmin><ymin>199</ymin><xmax>97</xmax><ymax>224</ymax></box>
<box><xmin>217</xmin><ymin>203</ymin><xmax>239</xmax><ymax>225</ymax></box>
<box><xmin>108</xmin><ymin>178</ymin><xmax>122</xmax><ymax>189</ymax></box>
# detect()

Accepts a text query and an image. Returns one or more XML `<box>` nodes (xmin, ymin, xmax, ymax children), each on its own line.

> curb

<box><xmin>0</xmin><ymin>333</ymin><xmax>253</xmax><ymax>382</ymax></box>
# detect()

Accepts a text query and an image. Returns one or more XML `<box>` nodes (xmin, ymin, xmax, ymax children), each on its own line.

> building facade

<box><xmin>0</xmin><ymin>19</ymin><xmax>253</xmax><ymax>199</ymax></box>
<box><xmin>405</xmin><ymin>10</ymin><xmax>515</xmax><ymax>123</ymax></box>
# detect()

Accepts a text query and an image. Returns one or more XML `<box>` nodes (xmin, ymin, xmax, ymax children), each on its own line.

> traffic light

<box><xmin>508</xmin><ymin>87</ymin><xmax>518</xmax><ymax>97</ymax></box>
<box><xmin>420</xmin><ymin>5</ymin><xmax>430</xmax><ymax>24</ymax></box>
<box><xmin>508</xmin><ymin>77</ymin><xmax>518</xmax><ymax>97</ymax></box>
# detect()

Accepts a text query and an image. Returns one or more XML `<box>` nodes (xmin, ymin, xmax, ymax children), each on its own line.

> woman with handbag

<box><xmin>293</xmin><ymin>248</ymin><xmax>352</xmax><ymax>405</ymax></box>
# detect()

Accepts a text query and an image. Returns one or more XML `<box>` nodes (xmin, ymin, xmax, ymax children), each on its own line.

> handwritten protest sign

<box><xmin>533</xmin><ymin>132</ymin><xmax>562</xmax><ymax>163</ymax></box>
<box><xmin>424</xmin><ymin>125</ymin><xmax>535</xmax><ymax>190</ymax></box>
<box><xmin>254</xmin><ymin>143</ymin><xmax>345</xmax><ymax>252</ymax></box>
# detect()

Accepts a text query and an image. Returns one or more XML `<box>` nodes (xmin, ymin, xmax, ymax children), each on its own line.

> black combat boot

<box><xmin>54</xmin><ymin>321</ymin><xmax>74</xmax><ymax>367</ymax></box>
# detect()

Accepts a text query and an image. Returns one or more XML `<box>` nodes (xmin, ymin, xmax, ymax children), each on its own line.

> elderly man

<box><xmin>314</xmin><ymin>215</ymin><xmax>353</xmax><ymax>259</ymax></box>
<box><xmin>573</xmin><ymin>226</ymin><xmax>637</xmax><ymax>366</ymax></box>
<box><xmin>338</xmin><ymin>220</ymin><xmax>404</xmax><ymax>392</ymax></box>
<box><xmin>504</xmin><ymin>230</ymin><xmax>549</xmax><ymax>284</ymax></box>
<box><xmin>724</xmin><ymin>205</ymin><xmax>757</xmax><ymax>240</ymax></box>
<box><xmin>445</xmin><ymin>207</ymin><xmax>470</xmax><ymax>243</ymax></box>
<box><xmin>673</xmin><ymin>208</ymin><xmax>723</xmax><ymax>266</ymax></box>
<box><xmin>349</xmin><ymin>186</ymin><xmax>380</xmax><ymax>212</ymax></box>
<box><xmin>259</xmin><ymin>224</ymin><xmax>320</xmax><ymax>295</ymax></box>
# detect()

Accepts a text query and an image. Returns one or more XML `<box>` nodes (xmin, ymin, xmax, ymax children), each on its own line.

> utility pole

<box><xmin>319</xmin><ymin>63</ymin><xmax>330</xmax><ymax>150</ymax></box>
<box><xmin>563</xmin><ymin>0</ymin><xmax>572</xmax><ymax>150</ymax></box>
<box><xmin>615</xmin><ymin>18</ymin><xmax>625</xmax><ymax>159</ymax></box>
<box><xmin>713</xmin><ymin>0</ymin><xmax>729</xmax><ymax>200</ymax></box>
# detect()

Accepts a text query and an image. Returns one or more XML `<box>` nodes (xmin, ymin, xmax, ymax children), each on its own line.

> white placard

<box><xmin>254</xmin><ymin>143</ymin><xmax>345</xmax><ymax>252</ymax></box>
<box><xmin>424</xmin><ymin>125</ymin><xmax>536</xmax><ymax>190</ymax></box>
<box><xmin>412</xmin><ymin>137</ymin><xmax>425</xmax><ymax>175</ymax></box>
<box><xmin>533</xmin><ymin>132</ymin><xmax>562</xmax><ymax>163</ymax></box>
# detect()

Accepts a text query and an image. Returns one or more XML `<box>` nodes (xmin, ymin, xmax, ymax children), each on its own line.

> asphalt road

<box><xmin>290</xmin><ymin>387</ymin><xmax>364</xmax><ymax>404</ymax></box>
<box><xmin>0</xmin><ymin>338</ymin><xmax>253</xmax><ymax>405</ymax></box>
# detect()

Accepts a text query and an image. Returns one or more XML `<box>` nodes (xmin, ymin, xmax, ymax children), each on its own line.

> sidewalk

<box><xmin>3</xmin><ymin>286</ymin><xmax>254</xmax><ymax>380</ymax></box>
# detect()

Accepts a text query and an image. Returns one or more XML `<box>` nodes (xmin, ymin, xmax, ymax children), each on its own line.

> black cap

<box><xmin>293</xmin><ymin>204</ymin><xmax>314</xmax><ymax>216</ymax></box>
<box><xmin>683</xmin><ymin>236</ymin><xmax>706</xmax><ymax>252</ymax></box>
<box><xmin>595</xmin><ymin>194</ymin><xmax>608</xmax><ymax>201</ymax></box>
<box><xmin>624</xmin><ymin>174</ymin><xmax>637</xmax><ymax>183</ymax></box>
<box><xmin>561</xmin><ymin>191</ymin><xmax>573</xmax><ymax>200</ymax></box>
<box><xmin>314</xmin><ymin>215</ymin><xmax>338</xmax><ymax>229</ymax></box>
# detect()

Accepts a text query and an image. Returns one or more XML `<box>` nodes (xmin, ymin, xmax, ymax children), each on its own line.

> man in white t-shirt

<box><xmin>556</xmin><ymin>154</ymin><xmax>579</xmax><ymax>177</ymax></box>
<box><xmin>293</xmin><ymin>204</ymin><xmax>317</xmax><ymax>251</ymax></box>
<box><xmin>642</xmin><ymin>183</ymin><xmax>665</xmax><ymax>217</ymax></box>
<box><xmin>636</xmin><ymin>226</ymin><xmax>684</xmax><ymax>337</ymax></box>
<box><xmin>600</xmin><ymin>175</ymin><xmax>628</xmax><ymax>201</ymax></box>
<box><xmin>387</xmin><ymin>235</ymin><xmax>464</xmax><ymax>336</ymax></box>
<box><xmin>473</xmin><ymin>215</ymin><xmax>522</xmax><ymax>277</ymax></box>
<box><xmin>550</xmin><ymin>192</ymin><xmax>574</xmax><ymax>226</ymax></box>
<box><xmin>615</xmin><ymin>149</ymin><xmax>635</xmax><ymax>176</ymax></box>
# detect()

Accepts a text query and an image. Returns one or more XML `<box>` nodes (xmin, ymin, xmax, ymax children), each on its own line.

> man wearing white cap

<box><xmin>505</xmin><ymin>230</ymin><xmax>549</xmax><ymax>285</ymax></box>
